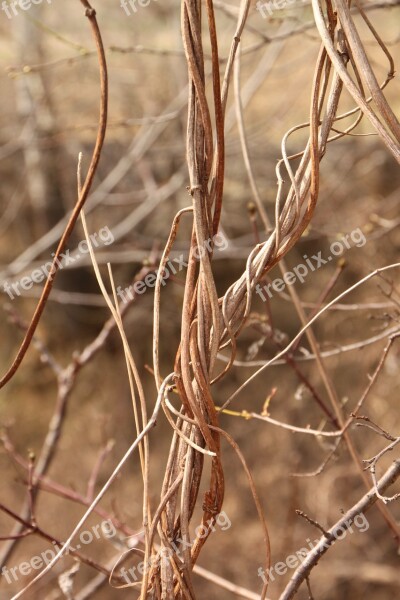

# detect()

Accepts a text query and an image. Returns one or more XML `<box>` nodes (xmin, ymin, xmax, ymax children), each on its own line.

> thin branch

<box><xmin>279</xmin><ymin>460</ymin><xmax>400</xmax><ymax>600</ymax></box>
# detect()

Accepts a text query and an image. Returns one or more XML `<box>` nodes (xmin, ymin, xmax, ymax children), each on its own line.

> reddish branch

<box><xmin>0</xmin><ymin>0</ymin><xmax>108</xmax><ymax>390</ymax></box>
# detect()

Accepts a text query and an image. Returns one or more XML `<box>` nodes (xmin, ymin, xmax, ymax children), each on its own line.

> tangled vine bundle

<box><xmin>0</xmin><ymin>0</ymin><xmax>399</xmax><ymax>599</ymax></box>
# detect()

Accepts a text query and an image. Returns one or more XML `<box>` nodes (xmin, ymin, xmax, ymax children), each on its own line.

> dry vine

<box><xmin>0</xmin><ymin>1</ymin><xmax>399</xmax><ymax>599</ymax></box>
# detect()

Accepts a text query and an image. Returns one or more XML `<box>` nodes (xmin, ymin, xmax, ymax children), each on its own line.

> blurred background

<box><xmin>0</xmin><ymin>1</ymin><xmax>399</xmax><ymax>598</ymax></box>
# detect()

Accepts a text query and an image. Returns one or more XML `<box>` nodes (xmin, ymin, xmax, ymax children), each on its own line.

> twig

<box><xmin>279</xmin><ymin>460</ymin><xmax>400</xmax><ymax>600</ymax></box>
<box><xmin>0</xmin><ymin>0</ymin><xmax>108</xmax><ymax>389</ymax></box>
